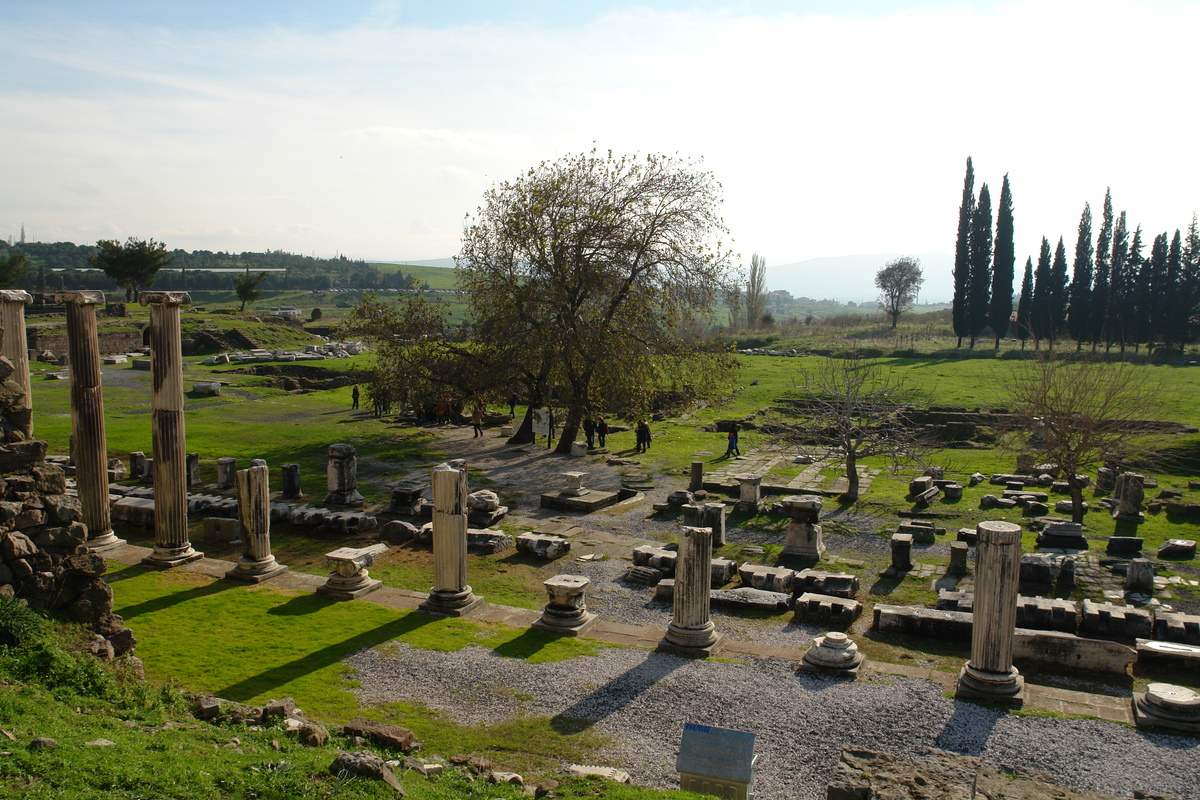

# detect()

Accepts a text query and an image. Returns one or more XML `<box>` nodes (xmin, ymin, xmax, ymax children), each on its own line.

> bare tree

<box><xmin>875</xmin><ymin>256</ymin><xmax>924</xmax><ymax>328</ymax></box>
<box><xmin>745</xmin><ymin>252</ymin><xmax>767</xmax><ymax>330</ymax></box>
<box><xmin>772</xmin><ymin>356</ymin><xmax>936</xmax><ymax>500</ymax></box>
<box><xmin>1005</xmin><ymin>354</ymin><xmax>1160</xmax><ymax>524</ymax></box>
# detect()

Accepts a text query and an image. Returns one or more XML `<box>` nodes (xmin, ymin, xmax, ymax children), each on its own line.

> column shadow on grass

<box><xmin>115</xmin><ymin>577</ymin><xmax>235</xmax><ymax>620</ymax></box>
<box><xmin>212</xmin><ymin>611</ymin><xmax>438</xmax><ymax>703</ymax></box>
<box><xmin>550</xmin><ymin>651</ymin><xmax>685</xmax><ymax>734</ymax></box>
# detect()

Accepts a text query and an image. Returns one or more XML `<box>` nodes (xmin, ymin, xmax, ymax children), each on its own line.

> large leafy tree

<box><xmin>989</xmin><ymin>174</ymin><xmax>1015</xmax><ymax>347</ymax></box>
<box><xmin>952</xmin><ymin>157</ymin><xmax>975</xmax><ymax>348</ymax></box>
<box><xmin>875</xmin><ymin>256</ymin><xmax>924</xmax><ymax>328</ymax></box>
<box><xmin>0</xmin><ymin>250</ymin><xmax>29</xmax><ymax>288</ymax></box>
<box><xmin>966</xmin><ymin>182</ymin><xmax>992</xmax><ymax>347</ymax></box>
<box><xmin>88</xmin><ymin>237</ymin><xmax>172</xmax><ymax>301</ymax></box>
<box><xmin>1066</xmin><ymin>203</ymin><xmax>1093</xmax><ymax>349</ymax></box>
<box><xmin>745</xmin><ymin>252</ymin><xmax>767</xmax><ymax>330</ymax></box>
<box><xmin>456</xmin><ymin>150</ymin><xmax>740</xmax><ymax>453</ymax></box>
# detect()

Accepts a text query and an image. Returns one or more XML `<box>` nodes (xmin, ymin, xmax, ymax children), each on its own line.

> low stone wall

<box><xmin>28</xmin><ymin>329</ymin><xmax>144</xmax><ymax>356</ymax></box>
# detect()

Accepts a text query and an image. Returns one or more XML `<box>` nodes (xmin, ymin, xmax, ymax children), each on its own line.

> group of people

<box><xmin>581</xmin><ymin>415</ymin><xmax>609</xmax><ymax>449</ymax></box>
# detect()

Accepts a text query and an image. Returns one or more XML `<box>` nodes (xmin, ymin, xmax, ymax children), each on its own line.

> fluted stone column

<box><xmin>186</xmin><ymin>452</ymin><xmax>201</xmax><ymax>487</ymax></box>
<box><xmin>140</xmin><ymin>291</ymin><xmax>202</xmax><ymax>568</ymax></box>
<box><xmin>419</xmin><ymin>462</ymin><xmax>482</xmax><ymax>616</ymax></box>
<box><xmin>225</xmin><ymin>464</ymin><xmax>287</xmax><ymax>583</ymax></box>
<box><xmin>0</xmin><ymin>289</ymin><xmax>33</xmax><ymax>438</ymax></box>
<box><xmin>956</xmin><ymin>520</ymin><xmax>1025</xmax><ymax>705</ymax></box>
<box><xmin>56</xmin><ymin>291</ymin><xmax>123</xmax><ymax>551</ymax></box>
<box><xmin>662</xmin><ymin>526</ymin><xmax>723</xmax><ymax>655</ymax></box>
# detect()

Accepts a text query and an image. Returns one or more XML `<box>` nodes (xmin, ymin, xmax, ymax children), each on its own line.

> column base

<box><xmin>660</xmin><ymin>622</ymin><xmax>724</xmax><ymax>657</ymax></box>
<box><xmin>955</xmin><ymin>663</ymin><xmax>1025</xmax><ymax>707</ymax></box>
<box><xmin>86</xmin><ymin>532</ymin><xmax>127</xmax><ymax>553</ymax></box>
<box><xmin>532</xmin><ymin>610</ymin><xmax>598</xmax><ymax>636</ymax></box>
<box><xmin>224</xmin><ymin>558</ymin><xmax>289</xmax><ymax>584</ymax></box>
<box><xmin>316</xmin><ymin>574</ymin><xmax>382</xmax><ymax>600</ymax></box>
<box><xmin>419</xmin><ymin>586</ymin><xmax>485</xmax><ymax>617</ymax></box>
<box><xmin>141</xmin><ymin>546</ymin><xmax>204</xmax><ymax>569</ymax></box>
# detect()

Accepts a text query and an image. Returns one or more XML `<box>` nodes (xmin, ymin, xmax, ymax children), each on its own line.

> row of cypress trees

<box><xmin>952</xmin><ymin>157</ymin><xmax>1200</xmax><ymax>351</ymax></box>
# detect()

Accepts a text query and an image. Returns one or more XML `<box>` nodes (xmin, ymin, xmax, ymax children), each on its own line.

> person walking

<box><xmin>724</xmin><ymin>423</ymin><xmax>741</xmax><ymax>458</ymax></box>
<box><xmin>596</xmin><ymin>415</ymin><xmax>608</xmax><ymax>448</ymax></box>
<box><xmin>582</xmin><ymin>416</ymin><xmax>596</xmax><ymax>449</ymax></box>
<box><xmin>351</xmin><ymin>384</ymin><xmax>360</xmax><ymax>410</ymax></box>
<box><xmin>471</xmin><ymin>400</ymin><xmax>485</xmax><ymax>438</ymax></box>
<box><xmin>635</xmin><ymin>419</ymin><xmax>651</xmax><ymax>453</ymax></box>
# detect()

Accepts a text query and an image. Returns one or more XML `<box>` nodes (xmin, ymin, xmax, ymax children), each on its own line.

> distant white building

<box><xmin>269</xmin><ymin>306</ymin><xmax>302</xmax><ymax>319</ymax></box>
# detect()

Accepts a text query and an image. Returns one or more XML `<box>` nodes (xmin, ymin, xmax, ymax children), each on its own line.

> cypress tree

<box><xmin>1067</xmin><ymin>203</ymin><xmax>1093</xmax><ymax>349</ymax></box>
<box><xmin>1090</xmin><ymin>189</ymin><xmax>1114</xmax><ymax>349</ymax></box>
<box><xmin>1049</xmin><ymin>237</ymin><xmax>1069</xmax><ymax>342</ymax></box>
<box><xmin>1108</xmin><ymin>212</ymin><xmax>1130</xmax><ymax>350</ymax></box>
<box><xmin>967</xmin><ymin>183</ymin><xmax>992</xmax><ymax>348</ymax></box>
<box><xmin>989</xmin><ymin>174</ymin><xmax>1015</xmax><ymax>347</ymax></box>
<box><xmin>1165</xmin><ymin>228</ymin><xmax>1188</xmax><ymax>347</ymax></box>
<box><xmin>1016</xmin><ymin>258</ymin><xmax>1034</xmax><ymax>347</ymax></box>
<box><xmin>952</xmin><ymin>158</ymin><xmax>975</xmax><ymax>348</ymax></box>
<box><xmin>1144</xmin><ymin>232</ymin><xmax>1169</xmax><ymax>349</ymax></box>
<box><xmin>1031</xmin><ymin>237</ymin><xmax>1052</xmax><ymax>345</ymax></box>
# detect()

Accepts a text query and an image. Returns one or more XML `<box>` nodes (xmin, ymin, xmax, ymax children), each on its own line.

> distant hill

<box><xmin>764</xmin><ymin>252</ymin><xmax>954</xmax><ymax>304</ymax></box>
<box><xmin>377</xmin><ymin>252</ymin><xmax>957</xmax><ymax>304</ymax></box>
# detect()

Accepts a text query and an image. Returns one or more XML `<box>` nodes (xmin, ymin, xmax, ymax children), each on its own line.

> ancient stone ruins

<box><xmin>3</xmin><ymin>284</ymin><xmax>1200</xmax><ymax>799</ymax></box>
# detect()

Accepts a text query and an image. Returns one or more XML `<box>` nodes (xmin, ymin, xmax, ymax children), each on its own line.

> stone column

<box><xmin>130</xmin><ymin>451</ymin><xmax>147</xmax><ymax>481</ymax></box>
<box><xmin>1114</xmin><ymin>473</ymin><xmax>1145</xmax><ymax>523</ymax></box>
<box><xmin>703</xmin><ymin>502</ymin><xmax>727</xmax><ymax>548</ymax></box>
<box><xmin>186</xmin><ymin>452</ymin><xmax>201</xmax><ymax>487</ymax></box>
<box><xmin>532</xmin><ymin>574</ymin><xmax>597</xmax><ymax>635</ymax></box>
<box><xmin>140</xmin><ymin>291</ymin><xmax>202</xmax><ymax>568</ymax></box>
<box><xmin>780</xmin><ymin>494</ymin><xmax>823</xmax><ymax>558</ymax></box>
<box><xmin>225</xmin><ymin>464</ymin><xmax>287</xmax><ymax>583</ymax></box>
<box><xmin>947</xmin><ymin>541</ymin><xmax>969</xmax><ymax>575</ymax></box>
<box><xmin>0</xmin><ymin>289</ymin><xmax>33</xmax><ymax>438</ymax></box>
<box><xmin>216</xmin><ymin>457</ymin><xmax>236</xmax><ymax>489</ymax></box>
<box><xmin>1126</xmin><ymin>558</ymin><xmax>1154</xmax><ymax>592</ymax></box>
<box><xmin>956</xmin><ymin>520</ymin><xmax>1024</xmax><ymax>705</ymax></box>
<box><xmin>324</xmin><ymin>443</ymin><xmax>364</xmax><ymax>506</ymax></box>
<box><xmin>890</xmin><ymin>533</ymin><xmax>913</xmax><ymax>571</ymax></box>
<box><xmin>56</xmin><ymin>290</ymin><xmax>123</xmax><ymax>551</ymax></box>
<box><xmin>689</xmin><ymin>461</ymin><xmax>704</xmax><ymax>493</ymax></box>
<box><xmin>662</xmin><ymin>526</ymin><xmax>723</xmax><ymax>655</ymax></box>
<box><xmin>419</xmin><ymin>462</ymin><xmax>482</xmax><ymax>616</ymax></box>
<box><xmin>281</xmin><ymin>463</ymin><xmax>304</xmax><ymax>500</ymax></box>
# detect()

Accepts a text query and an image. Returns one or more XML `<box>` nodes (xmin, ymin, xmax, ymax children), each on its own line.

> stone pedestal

<box><xmin>802</xmin><ymin>631</ymin><xmax>864</xmax><ymax>676</ymax></box>
<box><xmin>780</xmin><ymin>495</ymin><xmax>823</xmax><ymax>558</ymax></box>
<box><xmin>186</xmin><ymin>452</ymin><xmax>201</xmax><ymax>487</ymax></box>
<box><xmin>281</xmin><ymin>463</ymin><xmax>304</xmax><ymax>500</ymax></box>
<box><xmin>324</xmin><ymin>443</ymin><xmax>364</xmax><ymax>506</ymax></box>
<box><xmin>704</xmin><ymin>502</ymin><xmax>727</xmax><ymax>548</ymax></box>
<box><xmin>1113</xmin><ymin>472</ymin><xmax>1145</xmax><ymax>523</ymax></box>
<box><xmin>385</xmin><ymin>481</ymin><xmax>426</xmax><ymax>515</ymax></box>
<box><xmin>140</xmin><ymin>458</ymin><xmax>155</xmax><ymax>483</ymax></box>
<box><xmin>140</xmin><ymin>292</ymin><xmax>203</xmax><ymax>569</ymax></box>
<box><xmin>956</xmin><ymin>520</ymin><xmax>1025</xmax><ymax>706</ymax></box>
<box><xmin>735</xmin><ymin>474</ymin><xmax>763</xmax><ymax>513</ymax></box>
<box><xmin>216</xmin><ymin>457</ymin><xmax>236</xmax><ymax>489</ymax></box>
<box><xmin>1126</xmin><ymin>557</ymin><xmax>1155</xmax><ymax>593</ymax></box>
<box><xmin>689</xmin><ymin>461</ymin><xmax>704</xmax><ymax>493</ymax></box>
<box><xmin>947</xmin><ymin>541</ymin><xmax>969</xmax><ymax>575</ymax></box>
<box><xmin>129</xmin><ymin>451</ymin><xmax>147</xmax><ymax>481</ymax></box>
<box><xmin>662</xmin><ymin>526</ymin><xmax>723</xmax><ymax>655</ymax></box>
<box><xmin>532</xmin><ymin>574</ymin><xmax>597</xmax><ymax>635</ymax></box>
<box><xmin>317</xmin><ymin>543</ymin><xmax>386</xmax><ymax>599</ymax></box>
<box><xmin>419</xmin><ymin>463</ymin><xmax>483</xmax><ymax>616</ymax></box>
<box><xmin>0</xmin><ymin>290</ymin><xmax>34</xmax><ymax>437</ymax></box>
<box><xmin>56</xmin><ymin>290</ymin><xmax>123</xmax><ymax>551</ymax></box>
<box><xmin>225</xmin><ymin>464</ymin><xmax>287</xmax><ymax>583</ymax></box>
<box><xmin>1132</xmin><ymin>683</ymin><xmax>1200</xmax><ymax>734</ymax></box>
<box><xmin>890</xmin><ymin>533</ymin><xmax>913</xmax><ymax>571</ymax></box>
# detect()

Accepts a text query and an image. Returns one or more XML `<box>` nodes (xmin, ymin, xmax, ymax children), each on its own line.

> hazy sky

<box><xmin>3</xmin><ymin>0</ymin><xmax>1197</xmax><ymax>275</ymax></box>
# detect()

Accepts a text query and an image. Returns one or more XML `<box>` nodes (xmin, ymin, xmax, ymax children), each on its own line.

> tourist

<box><xmin>636</xmin><ymin>419</ymin><xmax>651</xmax><ymax>452</ymax></box>
<box><xmin>582</xmin><ymin>415</ymin><xmax>596</xmax><ymax>449</ymax></box>
<box><xmin>724</xmin><ymin>423</ymin><xmax>741</xmax><ymax>458</ymax></box>
<box><xmin>596</xmin><ymin>415</ymin><xmax>608</xmax><ymax>448</ymax></box>
<box><xmin>508</xmin><ymin>392</ymin><xmax>517</xmax><ymax>417</ymax></box>
<box><xmin>351</xmin><ymin>383</ymin><xmax>360</xmax><ymax>410</ymax></box>
<box><xmin>471</xmin><ymin>401</ymin><xmax>484</xmax><ymax>438</ymax></box>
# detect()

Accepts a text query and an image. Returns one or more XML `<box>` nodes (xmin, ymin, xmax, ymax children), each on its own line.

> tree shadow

<box><xmin>549</xmin><ymin>650</ymin><xmax>685</xmax><ymax>733</ymax></box>
<box><xmin>212</xmin><ymin>612</ymin><xmax>438</xmax><ymax>703</ymax></box>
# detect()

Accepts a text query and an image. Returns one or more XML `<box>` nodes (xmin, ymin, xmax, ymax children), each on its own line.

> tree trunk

<box><xmin>507</xmin><ymin>405</ymin><xmax>538</xmax><ymax>445</ymax></box>
<box><xmin>890</xmin><ymin>312</ymin><xmax>899</xmax><ymax>329</ymax></box>
<box><xmin>553</xmin><ymin>406</ymin><xmax>582</xmax><ymax>455</ymax></box>
<box><xmin>842</xmin><ymin>450</ymin><xmax>860</xmax><ymax>500</ymax></box>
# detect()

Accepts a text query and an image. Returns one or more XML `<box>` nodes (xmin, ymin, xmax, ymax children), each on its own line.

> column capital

<box><xmin>55</xmin><ymin>290</ymin><xmax>106</xmax><ymax>306</ymax></box>
<box><xmin>139</xmin><ymin>291</ymin><xmax>191</xmax><ymax>307</ymax></box>
<box><xmin>0</xmin><ymin>289</ymin><xmax>33</xmax><ymax>304</ymax></box>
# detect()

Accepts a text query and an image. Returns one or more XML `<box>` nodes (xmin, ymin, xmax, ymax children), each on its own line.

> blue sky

<box><xmin>3</xmin><ymin>0</ymin><xmax>1197</xmax><ymax>300</ymax></box>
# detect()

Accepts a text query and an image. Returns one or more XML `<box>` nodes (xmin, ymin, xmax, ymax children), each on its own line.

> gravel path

<box><xmin>349</xmin><ymin>643</ymin><xmax>1200</xmax><ymax>800</ymax></box>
